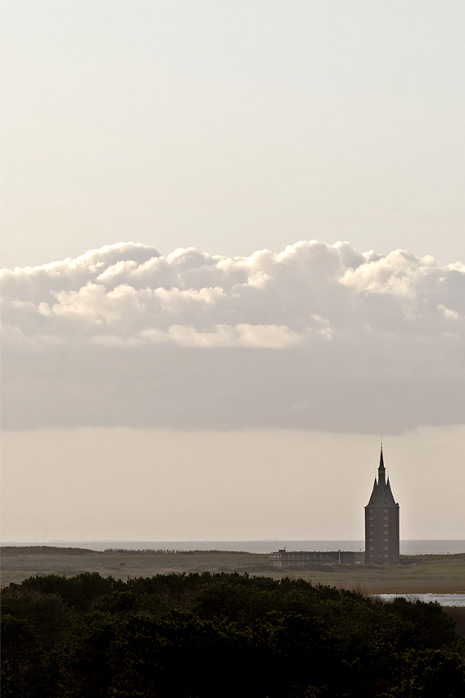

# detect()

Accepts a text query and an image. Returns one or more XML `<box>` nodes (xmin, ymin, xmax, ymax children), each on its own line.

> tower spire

<box><xmin>378</xmin><ymin>444</ymin><xmax>385</xmax><ymax>485</ymax></box>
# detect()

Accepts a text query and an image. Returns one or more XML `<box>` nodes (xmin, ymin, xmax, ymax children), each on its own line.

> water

<box><xmin>375</xmin><ymin>594</ymin><xmax>465</xmax><ymax>607</ymax></box>
<box><xmin>5</xmin><ymin>539</ymin><xmax>464</xmax><ymax>555</ymax></box>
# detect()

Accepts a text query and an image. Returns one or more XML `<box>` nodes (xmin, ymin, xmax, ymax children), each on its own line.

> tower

<box><xmin>364</xmin><ymin>447</ymin><xmax>400</xmax><ymax>564</ymax></box>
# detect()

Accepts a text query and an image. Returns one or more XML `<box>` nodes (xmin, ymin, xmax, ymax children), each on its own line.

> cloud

<box><xmin>2</xmin><ymin>240</ymin><xmax>464</xmax><ymax>432</ymax></box>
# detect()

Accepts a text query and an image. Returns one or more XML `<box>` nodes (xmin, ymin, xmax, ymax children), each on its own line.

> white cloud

<box><xmin>1</xmin><ymin>240</ymin><xmax>464</xmax><ymax>431</ymax></box>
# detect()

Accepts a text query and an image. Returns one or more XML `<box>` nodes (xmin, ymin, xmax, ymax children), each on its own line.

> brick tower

<box><xmin>364</xmin><ymin>448</ymin><xmax>400</xmax><ymax>564</ymax></box>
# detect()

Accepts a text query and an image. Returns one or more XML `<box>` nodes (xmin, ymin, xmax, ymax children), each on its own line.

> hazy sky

<box><xmin>1</xmin><ymin>2</ymin><xmax>464</xmax><ymax>542</ymax></box>
<box><xmin>2</xmin><ymin>0</ymin><xmax>465</xmax><ymax>268</ymax></box>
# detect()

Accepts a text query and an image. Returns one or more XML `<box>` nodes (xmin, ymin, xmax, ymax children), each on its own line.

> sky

<box><xmin>1</xmin><ymin>1</ymin><xmax>464</xmax><ymax>543</ymax></box>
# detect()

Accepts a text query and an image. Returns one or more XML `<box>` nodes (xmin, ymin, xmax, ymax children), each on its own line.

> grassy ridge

<box><xmin>2</xmin><ymin>548</ymin><xmax>464</xmax><ymax>594</ymax></box>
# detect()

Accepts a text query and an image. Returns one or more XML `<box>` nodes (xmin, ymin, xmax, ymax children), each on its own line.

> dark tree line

<box><xmin>1</xmin><ymin>572</ymin><xmax>464</xmax><ymax>697</ymax></box>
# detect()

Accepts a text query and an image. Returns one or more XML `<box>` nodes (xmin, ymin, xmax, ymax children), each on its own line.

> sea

<box><xmin>5</xmin><ymin>539</ymin><xmax>464</xmax><ymax>555</ymax></box>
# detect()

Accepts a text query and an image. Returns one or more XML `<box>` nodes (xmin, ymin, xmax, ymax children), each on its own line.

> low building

<box><xmin>270</xmin><ymin>549</ymin><xmax>355</xmax><ymax>568</ymax></box>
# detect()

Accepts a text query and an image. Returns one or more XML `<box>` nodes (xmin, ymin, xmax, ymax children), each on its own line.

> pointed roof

<box><xmin>366</xmin><ymin>447</ymin><xmax>397</xmax><ymax>507</ymax></box>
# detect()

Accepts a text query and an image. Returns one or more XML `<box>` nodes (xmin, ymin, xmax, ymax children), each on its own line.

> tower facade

<box><xmin>364</xmin><ymin>448</ymin><xmax>399</xmax><ymax>564</ymax></box>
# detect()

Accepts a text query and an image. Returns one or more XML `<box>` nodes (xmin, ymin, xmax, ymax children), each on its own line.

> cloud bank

<box><xmin>2</xmin><ymin>241</ymin><xmax>464</xmax><ymax>432</ymax></box>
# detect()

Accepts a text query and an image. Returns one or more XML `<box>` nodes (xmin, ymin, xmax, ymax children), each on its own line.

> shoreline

<box><xmin>3</xmin><ymin>539</ymin><xmax>464</xmax><ymax>556</ymax></box>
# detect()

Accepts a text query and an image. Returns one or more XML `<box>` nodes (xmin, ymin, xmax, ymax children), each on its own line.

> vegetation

<box><xmin>2</xmin><ymin>572</ymin><xmax>464</xmax><ymax>697</ymax></box>
<box><xmin>0</xmin><ymin>546</ymin><xmax>96</xmax><ymax>555</ymax></box>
